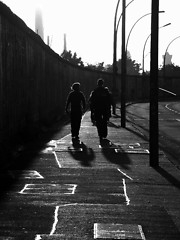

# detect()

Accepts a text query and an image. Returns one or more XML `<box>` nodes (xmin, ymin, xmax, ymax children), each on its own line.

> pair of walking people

<box><xmin>65</xmin><ymin>78</ymin><xmax>112</xmax><ymax>143</ymax></box>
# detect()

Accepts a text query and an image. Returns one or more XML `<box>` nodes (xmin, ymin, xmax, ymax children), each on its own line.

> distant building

<box><xmin>64</xmin><ymin>33</ymin><xmax>67</xmax><ymax>52</ymax></box>
<box><xmin>163</xmin><ymin>52</ymin><xmax>172</xmax><ymax>65</ymax></box>
<box><xmin>35</xmin><ymin>8</ymin><xmax>44</xmax><ymax>41</ymax></box>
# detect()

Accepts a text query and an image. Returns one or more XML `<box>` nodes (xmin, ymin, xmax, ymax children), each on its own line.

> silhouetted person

<box><xmin>89</xmin><ymin>78</ymin><xmax>111</xmax><ymax>142</ymax></box>
<box><xmin>65</xmin><ymin>82</ymin><xmax>86</xmax><ymax>143</ymax></box>
<box><xmin>88</xmin><ymin>95</ymin><xmax>96</xmax><ymax>125</ymax></box>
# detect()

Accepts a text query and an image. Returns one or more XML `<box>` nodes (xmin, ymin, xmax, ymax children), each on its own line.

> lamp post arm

<box><xmin>113</xmin><ymin>0</ymin><xmax>121</xmax><ymax>93</ymax></box>
<box><xmin>163</xmin><ymin>35</ymin><xmax>180</xmax><ymax>68</ymax></box>
<box><xmin>116</xmin><ymin>0</ymin><xmax>135</xmax><ymax>31</ymax></box>
<box><xmin>126</xmin><ymin>11</ymin><xmax>164</xmax><ymax>53</ymax></box>
<box><xmin>113</xmin><ymin>0</ymin><xmax>121</xmax><ymax>63</ymax></box>
<box><xmin>114</xmin><ymin>0</ymin><xmax>121</xmax><ymax>31</ymax></box>
<box><xmin>126</xmin><ymin>12</ymin><xmax>151</xmax><ymax>53</ymax></box>
<box><xmin>143</xmin><ymin>23</ymin><xmax>171</xmax><ymax>73</ymax></box>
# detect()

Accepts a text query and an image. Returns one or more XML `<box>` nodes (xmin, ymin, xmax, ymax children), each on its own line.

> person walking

<box><xmin>65</xmin><ymin>82</ymin><xmax>86</xmax><ymax>143</ymax></box>
<box><xmin>89</xmin><ymin>78</ymin><xmax>112</xmax><ymax>142</ymax></box>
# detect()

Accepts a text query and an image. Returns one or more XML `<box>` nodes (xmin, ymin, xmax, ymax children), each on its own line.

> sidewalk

<box><xmin>1</xmin><ymin>109</ymin><xmax>180</xmax><ymax>239</ymax></box>
<box><xmin>54</xmin><ymin>109</ymin><xmax>180</xmax><ymax>238</ymax></box>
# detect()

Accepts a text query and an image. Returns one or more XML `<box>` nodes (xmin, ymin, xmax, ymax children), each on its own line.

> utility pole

<box><xmin>121</xmin><ymin>0</ymin><xmax>126</xmax><ymax>128</ymax></box>
<box><xmin>150</xmin><ymin>0</ymin><xmax>159</xmax><ymax>167</ymax></box>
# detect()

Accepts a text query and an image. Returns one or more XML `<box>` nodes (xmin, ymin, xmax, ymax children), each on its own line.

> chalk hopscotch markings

<box><xmin>52</xmin><ymin>151</ymin><xmax>61</xmax><ymax>168</ymax></box>
<box><xmin>113</xmin><ymin>143</ymin><xmax>149</xmax><ymax>154</ymax></box>
<box><xmin>40</xmin><ymin>140</ymin><xmax>57</xmax><ymax>154</ymax></box>
<box><xmin>19</xmin><ymin>184</ymin><xmax>77</xmax><ymax>195</ymax></box>
<box><xmin>122</xmin><ymin>179</ymin><xmax>130</xmax><ymax>206</ymax></box>
<box><xmin>45</xmin><ymin>134</ymin><xmax>72</xmax><ymax>168</ymax></box>
<box><xmin>117</xmin><ymin>168</ymin><xmax>133</xmax><ymax>181</ymax></box>
<box><xmin>50</xmin><ymin>206</ymin><xmax>59</xmax><ymax>236</ymax></box>
<box><xmin>35</xmin><ymin>204</ymin><xmax>78</xmax><ymax>239</ymax></box>
<box><xmin>10</xmin><ymin>170</ymin><xmax>44</xmax><ymax>179</ymax></box>
<box><xmin>94</xmin><ymin>223</ymin><xmax>146</xmax><ymax>240</ymax></box>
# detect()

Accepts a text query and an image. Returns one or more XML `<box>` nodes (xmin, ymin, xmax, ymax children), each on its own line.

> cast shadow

<box><xmin>0</xmin><ymin>115</ymin><xmax>71</xmax><ymax>202</ymax></box>
<box><xmin>153</xmin><ymin>166</ymin><xmax>180</xmax><ymax>190</ymax></box>
<box><xmin>100</xmin><ymin>139</ymin><xmax>131</xmax><ymax>170</ymax></box>
<box><xmin>107</xmin><ymin>121</ymin><xmax>121</xmax><ymax>128</ymax></box>
<box><xmin>68</xmin><ymin>142</ymin><xmax>95</xmax><ymax>167</ymax></box>
<box><xmin>112</xmin><ymin>113</ymin><xmax>121</xmax><ymax>118</ymax></box>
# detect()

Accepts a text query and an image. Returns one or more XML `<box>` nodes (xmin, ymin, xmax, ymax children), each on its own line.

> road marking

<box><xmin>117</xmin><ymin>168</ymin><xmax>133</xmax><ymax>181</ymax></box>
<box><xmin>122</xmin><ymin>179</ymin><xmax>130</xmax><ymax>206</ymax></box>
<box><xmin>165</xmin><ymin>104</ymin><xmax>180</xmax><ymax>115</ymax></box>
<box><xmin>131</xmin><ymin>118</ymin><xmax>146</xmax><ymax>121</ymax></box>
<box><xmin>159</xmin><ymin>87</ymin><xmax>176</xmax><ymax>96</ymax></box>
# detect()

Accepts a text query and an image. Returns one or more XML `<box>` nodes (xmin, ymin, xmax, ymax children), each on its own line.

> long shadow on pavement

<box><xmin>126</xmin><ymin>120</ymin><xmax>180</xmax><ymax>189</ymax></box>
<box><xmin>100</xmin><ymin>139</ymin><xmax>132</xmax><ymax>170</ymax></box>
<box><xmin>68</xmin><ymin>142</ymin><xmax>95</xmax><ymax>167</ymax></box>
<box><xmin>0</xmin><ymin>115</ymin><xmax>71</xmax><ymax>202</ymax></box>
<box><xmin>153</xmin><ymin>166</ymin><xmax>180</xmax><ymax>190</ymax></box>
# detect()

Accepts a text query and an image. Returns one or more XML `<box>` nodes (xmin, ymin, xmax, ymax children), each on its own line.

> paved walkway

<box><xmin>1</xmin><ymin>109</ymin><xmax>180</xmax><ymax>239</ymax></box>
<box><xmin>50</xmin><ymin>110</ymin><xmax>180</xmax><ymax>238</ymax></box>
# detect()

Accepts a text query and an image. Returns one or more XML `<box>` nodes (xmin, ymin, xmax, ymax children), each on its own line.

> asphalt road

<box><xmin>126</xmin><ymin>100</ymin><xmax>180</xmax><ymax>169</ymax></box>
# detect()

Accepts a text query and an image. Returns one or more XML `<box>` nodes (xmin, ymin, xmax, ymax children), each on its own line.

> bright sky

<box><xmin>2</xmin><ymin>0</ymin><xmax>180</xmax><ymax>70</ymax></box>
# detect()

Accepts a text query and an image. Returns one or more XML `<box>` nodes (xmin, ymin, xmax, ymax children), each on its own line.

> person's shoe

<box><xmin>99</xmin><ymin>136</ymin><xmax>105</xmax><ymax>143</ymax></box>
<box><xmin>72</xmin><ymin>136</ymin><xmax>80</xmax><ymax>143</ymax></box>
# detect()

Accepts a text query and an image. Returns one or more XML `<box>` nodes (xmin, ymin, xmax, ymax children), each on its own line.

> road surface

<box><xmin>127</xmin><ymin>101</ymin><xmax>180</xmax><ymax>169</ymax></box>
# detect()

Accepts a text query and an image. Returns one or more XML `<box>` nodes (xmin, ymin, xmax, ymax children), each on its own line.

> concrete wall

<box><xmin>0</xmin><ymin>2</ymin><xmax>114</xmax><ymax>146</ymax></box>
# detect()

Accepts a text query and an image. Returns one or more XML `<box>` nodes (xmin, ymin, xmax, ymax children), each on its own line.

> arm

<box><xmin>65</xmin><ymin>93</ymin><xmax>71</xmax><ymax>113</ymax></box>
<box><xmin>81</xmin><ymin>93</ymin><xmax>86</xmax><ymax>111</ymax></box>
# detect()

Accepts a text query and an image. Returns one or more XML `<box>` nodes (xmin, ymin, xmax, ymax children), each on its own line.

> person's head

<box><xmin>97</xmin><ymin>78</ymin><xmax>104</xmax><ymax>87</ymax></box>
<box><xmin>71</xmin><ymin>82</ymin><xmax>80</xmax><ymax>91</ymax></box>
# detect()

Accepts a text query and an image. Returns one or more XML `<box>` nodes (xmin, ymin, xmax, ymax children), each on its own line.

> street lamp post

<box><xmin>113</xmin><ymin>0</ymin><xmax>135</xmax><ymax>115</ymax></box>
<box><xmin>150</xmin><ymin>0</ymin><xmax>159</xmax><ymax>167</ymax></box>
<box><xmin>163</xmin><ymin>36</ymin><xmax>180</xmax><ymax>79</ymax></box>
<box><xmin>121</xmin><ymin>0</ymin><xmax>126</xmax><ymax>127</ymax></box>
<box><xmin>112</xmin><ymin>0</ymin><xmax>121</xmax><ymax>114</ymax></box>
<box><xmin>142</xmin><ymin>23</ymin><xmax>171</xmax><ymax>74</ymax></box>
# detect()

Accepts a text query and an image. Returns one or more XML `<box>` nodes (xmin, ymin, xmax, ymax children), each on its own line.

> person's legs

<box><xmin>71</xmin><ymin>112</ymin><xmax>81</xmax><ymax>139</ymax></box>
<box><xmin>101</xmin><ymin>112</ymin><xmax>108</xmax><ymax>138</ymax></box>
<box><xmin>94</xmin><ymin>111</ymin><xmax>104</xmax><ymax>139</ymax></box>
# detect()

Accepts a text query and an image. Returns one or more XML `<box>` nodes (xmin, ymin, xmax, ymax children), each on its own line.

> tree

<box><xmin>86</xmin><ymin>62</ymin><xmax>105</xmax><ymax>71</ymax></box>
<box><xmin>159</xmin><ymin>63</ymin><xmax>180</xmax><ymax>77</ymax></box>
<box><xmin>116</xmin><ymin>57</ymin><xmax>141</xmax><ymax>75</ymax></box>
<box><xmin>61</xmin><ymin>50</ymin><xmax>84</xmax><ymax>67</ymax></box>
